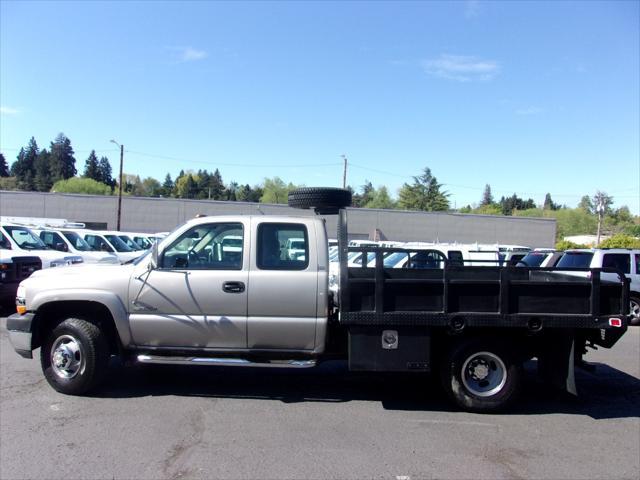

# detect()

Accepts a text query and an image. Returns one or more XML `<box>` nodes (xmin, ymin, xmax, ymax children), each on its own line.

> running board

<box><xmin>136</xmin><ymin>354</ymin><xmax>317</xmax><ymax>368</ymax></box>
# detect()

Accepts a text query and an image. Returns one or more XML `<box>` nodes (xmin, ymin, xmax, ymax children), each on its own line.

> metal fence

<box><xmin>0</xmin><ymin>190</ymin><xmax>556</xmax><ymax>247</ymax></box>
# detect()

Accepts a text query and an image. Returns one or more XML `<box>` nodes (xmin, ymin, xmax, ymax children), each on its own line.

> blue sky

<box><xmin>1</xmin><ymin>1</ymin><xmax>638</xmax><ymax>212</ymax></box>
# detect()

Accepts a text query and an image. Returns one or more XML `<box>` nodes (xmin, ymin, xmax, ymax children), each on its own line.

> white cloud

<box><xmin>167</xmin><ymin>46</ymin><xmax>208</xmax><ymax>63</ymax></box>
<box><xmin>422</xmin><ymin>54</ymin><xmax>500</xmax><ymax>82</ymax></box>
<box><xmin>515</xmin><ymin>106</ymin><xmax>544</xmax><ymax>116</ymax></box>
<box><xmin>181</xmin><ymin>47</ymin><xmax>207</xmax><ymax>62</ymax></box>
<box><xmin>0</xmin><ymin>106</ymin><xmax>20</xmax><ymax>115</ymax></box>
<box><xmin>464</xmin><ymin>0</ymin><xmax>481</xmax><ymax>19</ymax></box>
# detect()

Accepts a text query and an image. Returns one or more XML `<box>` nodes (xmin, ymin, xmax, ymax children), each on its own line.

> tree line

<box><xmin>1</xmin><ymin>134</ymin><xmax>637</xmax><ymax>240</ymax></box>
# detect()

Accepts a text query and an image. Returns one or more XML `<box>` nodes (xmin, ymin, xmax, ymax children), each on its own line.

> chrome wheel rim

<box><xmin>461</xmin><ymin>351</ymin><xmax>507</xmax><ymax>397</ymax></box>
<box><xmin>630</xmin><ymin>299</ymin><xmax>640</xmax><ymax>319</ymax></box>
<box><xmin>51</xmin><ymin>335</ymin><xmax>84</xmax><ymax>379</ymax></box>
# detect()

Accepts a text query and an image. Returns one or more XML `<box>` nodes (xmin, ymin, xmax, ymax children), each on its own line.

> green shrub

<box><xmin>599</xmin><ymin>234</ymin><xmax>640</xmax><ymax>249</ymax></box>
<box><xmin>51</xmin><ymin>177</ymin><xmax>112</xmax><ymax>195</ymax></box>
<box><xmin>555</xmin><ymin>240</ymin><xmax>589</xmax><ymax>251</ymax></box>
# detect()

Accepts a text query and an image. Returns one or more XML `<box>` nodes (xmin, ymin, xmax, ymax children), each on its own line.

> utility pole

<box><xmin>596</xmin><ymin>200</ymin><xmax>604</xmax><ymax>247</ymax></box>
<box><xmin>110</xmin><ymin>140</ymin><xmax>124</xmax><ymax>231</ymax></box>
<box><xmin>341</xmin><ymin>154</ymin><xmax>347</xmax><ymax>189</ymax></box>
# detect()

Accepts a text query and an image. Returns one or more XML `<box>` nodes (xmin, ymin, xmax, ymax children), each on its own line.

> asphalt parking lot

<box><xmin>0</xmin><ymin>316</ymin><xmax>638</xmax><ymax>480</ymax></box>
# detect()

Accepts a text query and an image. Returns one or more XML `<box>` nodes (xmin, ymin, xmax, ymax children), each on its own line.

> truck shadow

<box><xmin>96</xmin><ymin>359</ymin><xmax>640</xmax><ymax>420</ymax></box>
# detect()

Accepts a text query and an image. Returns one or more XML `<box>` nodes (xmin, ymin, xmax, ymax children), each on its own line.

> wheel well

<box><xmin>33</xmin><ymin>301</ymin><xmax>122</xmax><ymax>355</ymax></box>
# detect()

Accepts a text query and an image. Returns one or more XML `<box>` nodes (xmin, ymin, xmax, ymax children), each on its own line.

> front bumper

<box><xmin>6</xmin><ymin>312</ymin><xmax>36</xmax><ymax>359</ymax></box>
<box><xmin>0</xmin><ymin>281</ymin><xmax>19</xmax><ymax>306</ymax></box>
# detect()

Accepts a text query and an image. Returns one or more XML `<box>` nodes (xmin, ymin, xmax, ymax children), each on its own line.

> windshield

<box><xmin>118</xmin><ymin>235</ymin><xmax>143</xmax><ymax>251</ymax></box>
<box><xmin>556</xmin><ymin>252</ymin><xmax>594</xmax><ymax>268</ymax></box>
<box><xmin>61</xmin><ymin>231</ymin><xmax>92</xmax><ymax>251</ymax></box>
<box><xmin>383</xmin><ymin>251</ymin><xmax>407</xmax><ymax>268</ymax></box>
<box><xmin>134</xmin><ymin>236</ymin><xmax>152</xmax><ymax>249</ymax></box>
<box><xmin>104</xmin><ymin>234</ymin><xmax>134</xmax><ymax>252</ymax></box>
<box><xmin>3</xmin><ymin>226</ymin><xmax>49</xmax><ymax>250</ymax></box>
<box><xmin>289</xmin><ymin>240</ymin><xmax>305</xmax><ymax>250</ymax></box>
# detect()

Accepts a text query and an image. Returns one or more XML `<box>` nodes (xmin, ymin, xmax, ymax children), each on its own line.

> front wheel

<box><xmin>440</xmin><ymin>338</ymin><xmax>522</xmax><ymax>412</ymax></box>
<box><xmin>41</xmin><ymin>318</ymin><xmax>109</xmax><ymax>395</ymax></box>
<box><xmin>629</xmin><ymin>296</ymin><xmax>640</xmax><ymax>326</ymax></box>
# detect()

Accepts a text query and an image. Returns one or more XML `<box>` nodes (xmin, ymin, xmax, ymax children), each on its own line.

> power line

<box><xmin>125</xmin><ymin>149</ymin><xmax>342</xmax><ymax>169</ymax></box>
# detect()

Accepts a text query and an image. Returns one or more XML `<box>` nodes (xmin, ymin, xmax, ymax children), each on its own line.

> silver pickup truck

<box><xmin>6</xmin><ymin>188</ymin><xmax>634</xmax><ymax>412</ymax></box>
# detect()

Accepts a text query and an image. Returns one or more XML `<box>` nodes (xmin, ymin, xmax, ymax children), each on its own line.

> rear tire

<box><xmin>41</xmin><ymin>317</ymin><xmax>109</xmax><ymax>395</ymax></box>
<box><xmin>440</xmin><ymin>338</ymin><xmax>522</xmax><ymax>412</ymax></box>
<box><xmin>288</xmin><ymin>187</ymin><xmax>352</xmax><ymax>211</ymax></box>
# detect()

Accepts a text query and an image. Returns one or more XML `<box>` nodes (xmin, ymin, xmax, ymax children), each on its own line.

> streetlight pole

<box><xmin>110</xmin><ymin>140</ymin><xmax>124</xmax><ymax>231</ymax></box>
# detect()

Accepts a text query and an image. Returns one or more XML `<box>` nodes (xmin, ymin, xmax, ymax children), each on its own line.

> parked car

<box><xmin>0</xmin><ymin>223</ymin><xmax>83</xmax><ymax>268</ymax></box>
<box><xmin>517</xmin><ymin>250</ymin><xmax>564</xmax><ymax>268</ymax></box>
<box><xmin>79</xmin><ymin>230</ymin><xmax>142</xmax><ymax>264</ymax></box>
<box><xmin>0</xmin><ymin>251</ymin><xmax>41</xmax><ymax>307</ymax></box>
<box><xmin>116</xmin><ymin>233</ymin><xmax>146</xmax><ymax>252</ymax></box>
<box><xmin>33</xmin><ymin>228</ymin><xmax>120</xmax><ymax>265</ymax></box>
<box><xmin>555</xmin><ymin>248</ymin><xmax>640</xmax><ymax>325</ymax></box>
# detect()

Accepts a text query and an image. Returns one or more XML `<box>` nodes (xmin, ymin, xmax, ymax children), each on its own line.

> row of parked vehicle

<box><xmin>0</xmin><ymin>216</ymin><xmax>165</xmax><ymax>306</ymax></box>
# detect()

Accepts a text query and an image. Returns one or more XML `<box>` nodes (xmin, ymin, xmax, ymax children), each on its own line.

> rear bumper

<box><xmin>6</xmin><ymin>312</ymin><xmax>36</xmax><ymax>359</ymax></box>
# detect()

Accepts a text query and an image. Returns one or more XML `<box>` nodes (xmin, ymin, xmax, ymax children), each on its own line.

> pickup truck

<box><xmin>5</xmin><ymin>188</ymin><xmax>633</xmax><ymax>412</ymax></box>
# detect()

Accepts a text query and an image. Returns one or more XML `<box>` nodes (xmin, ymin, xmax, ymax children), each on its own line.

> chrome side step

<box><xmin>136</xmin><ymin>354</ymin><xmax>316</xmax><ymax>369</ymax></box>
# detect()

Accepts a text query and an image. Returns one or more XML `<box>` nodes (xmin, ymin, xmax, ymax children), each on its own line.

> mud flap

<box><xmin>537</xmin><ymin>331</ymin><xmax>577</xmax><ymax>396</ymax></box>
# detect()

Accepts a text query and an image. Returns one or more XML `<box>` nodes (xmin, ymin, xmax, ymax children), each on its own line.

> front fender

<box><xmin>31</xmin><ymin>289</ymin><xmax>132</xmax><ymax>347</ymax></box>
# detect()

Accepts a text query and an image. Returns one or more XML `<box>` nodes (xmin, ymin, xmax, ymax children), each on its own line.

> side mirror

<box><xmin>149</xmin><ymin>241</ymin><xmax>159</xmax><ymax>270</ymax></box>
<box><xmin>55</xmin><ymin>242</ymin><xmax>68</xmax><ymax>252</ymax></box>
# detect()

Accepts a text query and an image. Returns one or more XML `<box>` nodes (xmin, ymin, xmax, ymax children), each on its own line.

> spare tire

<box><xmin>288</xmin><ymin>187</ymin><xmax>352</xmax><ymax>211</ymax></box>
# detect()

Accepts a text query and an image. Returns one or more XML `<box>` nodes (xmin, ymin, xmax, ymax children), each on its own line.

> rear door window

<box><xmin>602</xmin><ymin>253</ymin><xmax>631</xmax><ymax>274</ymax></box>
<box><xmin>257</xmin><ymin>223</ymin><xmax>308</xmax><ymax>270</ymax></box>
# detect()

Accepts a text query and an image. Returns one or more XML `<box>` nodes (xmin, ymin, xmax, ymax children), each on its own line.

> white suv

<box><xmin>555</xmin><ymin>249</ymin><xmax>640</xmax><ymax>324</ymax></box>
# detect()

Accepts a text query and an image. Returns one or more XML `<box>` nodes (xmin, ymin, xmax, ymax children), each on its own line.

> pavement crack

<box><xmin>162</xmin><ymin>407</ymin><xmax>206</xmax><ymax>480</ymax></box>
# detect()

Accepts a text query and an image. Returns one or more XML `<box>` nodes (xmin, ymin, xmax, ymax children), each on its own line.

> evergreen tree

<box><xmin>98</xmin><ymin>156</ymin><xmax>114</xmax><ymax>188</ymax></box>
<box><xmin>49</xmin><ymin>133</ymin><xmax>76</xmax><ymax>182</ymax></box>
<box><xmin>225</xmin><ymin>181</ymin><xmax>238</xmax><ymax>201</ymax></box>
<box><xmin>0</xmin><ymin>153</ymin><xmax>9</xmax><ymax>177</ymax></box>
<box><xmin>499</xmin><ymin>194</ymin><xmax>536</xmax><ymax>215</ymax></box>
<box><xmin>185</xmin><ymin>174</ymin><xmax>197</xmax><ymax>199</ymax></box>
<box><xmin>397</xmin><ymin>167</ymin><xmax>449</xmax><ymax>211</ymax></box>
<box><xmin>197</xmin><ymin>170</ymin><xmax>212</xmax><ymax>199</ymax></box>
<box><xmin>34</xmin><ymin>149</ymin><xmax>53</xmax><ymax>192</ymax></box>
<box><xmin>11</xmin><ymin>137</ymin><xmax>39</xmax><ymax>190</ymax></box>
<box><xmin>481</xmin><ymin>184</ymin><xmax>494</xmax><ymax>206</ymax></box>
<box><xmin>352</xmin><ymin>181</ymin><xmax>374</xmax><ymax>208</ymax></box>
<box><xmin>209</xmin><ymin>168</ymin><xmax>225</xmax><ymax>200</ymax></box>
<box><xmin>162</xmin><ymin>173</ymin><xmax>174</xmax><ymax>197</ymax></box>
<box><xmin>543</xmin><ymin>193</ymin><xmax>559</xmax><ymax>210</ymax></box>
<box><xmin>83</xmin><ymin>150</ymin><xmax>100</xmax><ymax>181</ymax></box>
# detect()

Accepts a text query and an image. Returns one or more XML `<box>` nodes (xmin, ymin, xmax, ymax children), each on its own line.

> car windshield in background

<box><xmin>4</xmin><ymin>226</ymin><xmax>48</xmax><ymax>250</ymax></box>
<box><xmin>118</xmin><ymin>235</ymin><xmax>143</xmax><ymax>251</ymax></box>
<box><xmin>60</xmin><ymin>231</ymin><xmax>92</xmax><ymax>251</ymax></box>
<box><xmin>103</xmin><ymin>234</ymin><xmax>134</xmax><ymax>252</ymax></box>
<box><xmin>134</xmin><ymin>236</ymin><xmax>152</xmax><ymax>249</ymax></box>
<box><xmin>556</xmin><ymin>252</ymin><xmax>594</xmax><ymax>268</ymax></box>
<box><xmin>518</xmin><ymin>252</ymin><xmax>548</xmax><ymax>267</ymax></box>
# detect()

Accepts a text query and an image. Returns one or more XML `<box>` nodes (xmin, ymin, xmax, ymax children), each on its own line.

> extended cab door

<box><xmin>247</xmin><ymin>219</ymin><xmax>321</xmax><ymax>351</ymax></box>
<box><xmin>128</xmin><ymin>220</ymin><xmax>248</xmax><ymax>349</ymax></box>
